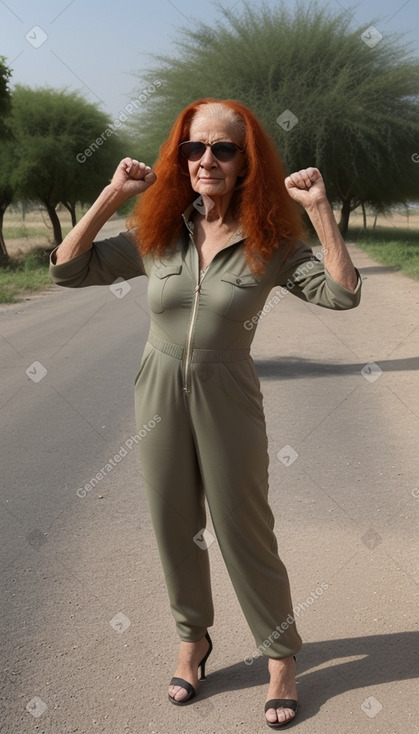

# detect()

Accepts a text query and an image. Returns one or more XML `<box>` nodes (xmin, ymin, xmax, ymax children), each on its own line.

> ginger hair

<box><xmin>128</xmin><ymin>98</ymin><xmax>303</xmax><ymax>274</ymax></box>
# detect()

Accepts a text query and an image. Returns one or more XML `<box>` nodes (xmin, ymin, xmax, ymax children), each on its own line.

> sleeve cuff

<box><xmin>324</xmin><ymin>267</ymin><xmax>362</xmax><ymax>309</ymax></box>
<box><xmin>49</xmin><ymin>247</ymin><xmax>94</xmax><ymax>287</ymax></box>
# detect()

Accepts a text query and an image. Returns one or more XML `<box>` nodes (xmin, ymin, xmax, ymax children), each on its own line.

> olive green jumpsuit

<box><xmin>50</xmin><ymin>202</ymin><xmax>361</xmax><ymax>658</ymax></box>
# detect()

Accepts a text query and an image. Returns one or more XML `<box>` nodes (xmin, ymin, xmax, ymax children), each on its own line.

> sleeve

<box><xmin>275</xmin><ymin>240</ymin><xmax>362</xmax><ymax>310</ymax></box>
<box><xmin>49</xmin><ymin>229</ymin><xmax>146</xmax><ymax>288</ymax></box>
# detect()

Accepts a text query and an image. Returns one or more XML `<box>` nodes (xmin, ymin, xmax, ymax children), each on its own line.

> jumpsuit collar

<box><xmin>182</xmin><ymin>197</ymin><xmax>245</xmax><ymax>248</ymax></box>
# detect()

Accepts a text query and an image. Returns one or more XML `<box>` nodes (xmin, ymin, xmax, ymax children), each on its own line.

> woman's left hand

<box><xmin>285</xmin><ymin>167</ymin><xmax>358</xmax><ymax>291</ymax></box>
<box><xmin>284</xmin><ymin>167</ymin><xmax>327</xmax><ymax>209</ymax></box>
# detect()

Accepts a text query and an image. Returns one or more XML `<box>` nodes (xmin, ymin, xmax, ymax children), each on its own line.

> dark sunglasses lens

<box><xmin>179</xmin><ymin>142</ymin><xmax>205</xmax><ymax>160</ymax></box>
<box><xmin>211</xmin><ymin>143</ymin><xmax>238</xmax><ymax>161</ymax></box>
<box><xmin>179</xmin><ymin>141</ymin><xmax>242</xmax><ymax>161</ymax></box>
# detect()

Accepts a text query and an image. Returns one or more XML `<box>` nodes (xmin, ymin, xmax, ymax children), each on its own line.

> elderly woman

<box><xmin>50</xmin><ymin>98</ymin><xmax>361</xmax><ymax>729</ymax></box>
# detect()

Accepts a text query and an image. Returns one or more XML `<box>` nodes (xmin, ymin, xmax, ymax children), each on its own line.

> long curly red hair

<box><xmin>128</xmin><ymin>98</ymin><xmax>303</xmax><ymax>274</ymax></box>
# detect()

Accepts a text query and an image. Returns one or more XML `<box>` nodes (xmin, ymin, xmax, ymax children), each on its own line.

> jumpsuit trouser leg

<box><xmin>135</xmin><ymin>344</ymin><xmax>214</xmax><ymax>641</ymax></box>
<box><xmin>135</xmin><ymin>341</ymin><xmax>302</xmax><ymax>658</ymax></box>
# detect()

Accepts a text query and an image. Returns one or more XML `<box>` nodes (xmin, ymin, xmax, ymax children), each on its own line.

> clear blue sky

<box><xmin>1</xmin><ymin>0</ymin><xmax>418</xmax><ymax>121</ymax></box>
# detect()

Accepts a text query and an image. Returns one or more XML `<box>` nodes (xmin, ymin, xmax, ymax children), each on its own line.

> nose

<box><xmin>199</xmin><ymin>145</ymin><xmax>217</xmax><ymax>167</ymax></box>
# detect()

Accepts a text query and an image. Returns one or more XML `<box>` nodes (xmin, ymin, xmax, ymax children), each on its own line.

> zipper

<box><xmin>183</xmin><ymin>266</ymin><xmax>208</xmax><ymax>394</ymax></box>
<box><xmin>181</xmin><ymin>216</ymin><xmax>242</xmax><ymax>394</ymax></box>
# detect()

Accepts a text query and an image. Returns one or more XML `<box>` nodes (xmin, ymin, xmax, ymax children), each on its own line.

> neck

<box><xmin>200</xmin><ymin>191</ymin><xmax>236</xmax><ymax>224</ymax></box>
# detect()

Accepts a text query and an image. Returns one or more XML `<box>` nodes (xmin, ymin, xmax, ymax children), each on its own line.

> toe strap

<box><xmin>264</xmin><ymin>699</ymin><xmax>298</xmax><ymax>713</ymax></box>
<box><xmin>169</xmin><ymin>677</ymin><xmax>196</xmax><ymax>698</ymax></box>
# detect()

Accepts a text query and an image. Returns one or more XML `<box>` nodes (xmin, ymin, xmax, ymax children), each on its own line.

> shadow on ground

<box><xmin>197</xmin><ymin>631</ymin><xmax>419</xmax><ymax>724</ymax></box>
<box><xmin>254</xmin><ymin>356</ymin><xmax>419</xmax><ymax>379</ymax></box>
<box><xmin>358</xmin><ymin>265</ymin><xmax>401</xmax><ymax>275</ymax></box>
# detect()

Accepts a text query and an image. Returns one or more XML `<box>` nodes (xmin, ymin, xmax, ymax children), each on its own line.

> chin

<box><xmin>197</xmin><ymin>184</ymin><xmax>226</xmax><ymax>195</ymax></box>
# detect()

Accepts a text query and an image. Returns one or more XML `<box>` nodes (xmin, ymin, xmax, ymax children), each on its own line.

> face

<box><xmin>186</xmin><ymin>116</ymin><xmax>246</xmax><ymax>199</ymax></box>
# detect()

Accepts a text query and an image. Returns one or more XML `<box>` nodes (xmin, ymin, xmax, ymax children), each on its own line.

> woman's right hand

<box><xmin>110</xmin><ymin>157</ymin><xmax>157</xmax><ymax>200</ymax></box>
<box><xmin>53</xmin><ymin>158</ymin><xmax>156</xmax><ymax>265</ymax></box>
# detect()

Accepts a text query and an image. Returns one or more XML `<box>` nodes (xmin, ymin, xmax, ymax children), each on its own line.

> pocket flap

<box><xmin>154</xmin><ymin>264</ymin><xmax>183</xmax><ymax>279</ymax></box>
<box><xmin>221</xmin><ymin>272</ymin><xmax>259</xmax><ymax>287</ymax></box>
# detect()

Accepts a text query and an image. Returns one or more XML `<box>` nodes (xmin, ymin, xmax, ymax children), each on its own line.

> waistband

<box><xmin>148</xmin><ymin>332</ymin><xmax>250</xmax><ymax>363</ymax></box>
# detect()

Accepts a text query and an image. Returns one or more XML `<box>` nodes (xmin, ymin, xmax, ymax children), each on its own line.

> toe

<box><xmin>265</xmin><ymin>706</ymin><xmax>279</xmax><ymax>724</ymax></box>
<box><xmin>277</xmin><ymin>706</ymin><xmax>295</xmax><ymax>723</ymax></box>
<box><xmin>168</xmin><ymin>685</ymin><xmax>189</xmax><ymax>702</ymax></box>
<box><xmin>265</xmin><ymin>706</ymin><xmax>296</xmax><ymax>725</ymax></box>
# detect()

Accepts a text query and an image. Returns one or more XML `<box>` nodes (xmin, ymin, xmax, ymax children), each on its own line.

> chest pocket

<box><xmin>148</xmin><ymin>264</ymin><xmax>183</xmax><ymax>313</ymax></box>
<box><xmin>211</xmin><ymin>271</ymin><xmax>261</xmax><ymax>320</ymax></box>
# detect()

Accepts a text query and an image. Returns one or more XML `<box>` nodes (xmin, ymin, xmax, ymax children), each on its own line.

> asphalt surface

<box><xmin>0</xmin><ymin>220</ymin><xmax>418</xmax><ymax>734</ymax></box>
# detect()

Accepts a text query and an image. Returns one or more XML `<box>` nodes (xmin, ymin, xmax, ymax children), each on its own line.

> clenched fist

<box><xmin>110</xmin><ymin>157</ymin><xmax>157</xmax><ymax>200</ymax></box>
<box><xmin>284</xmin><ymin>167</ymin><xmax>327</xmax><ymax>209</ymax></box>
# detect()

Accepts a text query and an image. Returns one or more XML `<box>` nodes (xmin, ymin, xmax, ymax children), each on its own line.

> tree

<box><xmin>0</xmin><ymin>57</ymin><xmax>14</xmax><ymax>260</ymax></box>
<box><xmin>0</xmin><ymin>56</ymin><xmax>12</xmax><ymax>139</ymax></box>
<box><xmin>0</xmin><ymin>139</ymin><xmax>15</xmax><ymax>260</ymax></box>
<box><xmin>10</xmin><ymin>86</ymin><xmax>126</xmax><ymax>244</ymax></box>
<box><xmin>130</xmin><ymin>1</ymin><xmax>419</xmax><ymax>234</ymax></box>
<box><xmin>0</xmin><ymin>56</ymin><xmax>13</xmax><ymax>261</ymax></box>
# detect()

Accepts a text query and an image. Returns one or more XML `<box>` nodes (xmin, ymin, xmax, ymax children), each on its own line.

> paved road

<box><xmin>0</xmin><ymin>221</ymin><xmax>418</xmax><ymax>733</ymax></box>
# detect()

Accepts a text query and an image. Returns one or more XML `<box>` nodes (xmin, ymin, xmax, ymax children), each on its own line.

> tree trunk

<box><xmin>62</xmin><ymin>201</ymin><xmax>77</xmax><ymax>227</ymax></box>
<box><xmin>361</xmin><ymin>202</ymin><xmax>367</xmax><ymax>229</ymax></box>
<box><xmin>338</xmin><ymin>199</ymin><xmax>351</xmax><ymax>236</ymax></box>
<box><xmin>0</xmin><ymin>205</ymin><xmax>10</xmax><ymax>263</ymax></box>
<box><xmin>45</xmin><ymin>202</ymin><xmax>63</xmax><ymax>245</ymax></box>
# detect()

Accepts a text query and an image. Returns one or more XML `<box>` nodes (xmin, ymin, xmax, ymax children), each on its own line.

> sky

<box><xmin>1</xmin><ymin>0</ymin><xmax>418</xmax><ymax>122</ymax></box>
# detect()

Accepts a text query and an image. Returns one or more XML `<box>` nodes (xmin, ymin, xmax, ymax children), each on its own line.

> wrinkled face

<box><xmin>186</xmin><ymin>116</ymin><xmax>246</xmax><ymax>199</ymax></box>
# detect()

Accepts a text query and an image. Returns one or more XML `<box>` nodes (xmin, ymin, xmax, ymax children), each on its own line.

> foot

<box><xmin>265</xmin><ymin>655</ymin><xmax>298</xmax><ymax>727</ymax></box>
<box><xmin>168</xmin><ymin>636</ymin><xmax>211</xmax><ymax>703</ymax></box>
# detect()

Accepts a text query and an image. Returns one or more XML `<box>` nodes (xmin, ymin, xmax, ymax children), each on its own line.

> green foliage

<box><xmin>0</xmin><ymin>58</ymin><xmax>14</xmax><ymax>248</ymax></box>
<box><xmin>130</xmin><ymin>1</ymin><xmax>419</xmax><ymax>231</ymax></box>
<box><xmin>2</xmin><ymin>225</ymin><xmax>52</xmax><ymax>239</ymax></box>
<box><xmin>1</xmin><ymin>77</ymin><xmax>130</xmax><ymax>256</ymax></box>
<box><xmin>0</xmin><ymin>249</ymin><xmax>52</xmax><ymax>303</ymax></box>
<box><xmin>8</xmin><ymin>86</ymin><xmax>126</xmax><ymax>243</ymax></box>
<box><xmin>2</xmin><ymin>224</ymin><xmax>72</xmax><ymax>240</ymax></box>
<box><xmin>0</xmin><ymin>137</ymin><xmax>17</xmax><ymax>258</ymax></box>
<box><xmin>0</xmin><ymin>56</ymin><xmax>12</xmax><ymax>138</ymax></box>
<box><xmin>350</xmin><ymin>226</ymin><xmax>419</xmax><ymax>280</ymax></box>
<box><xmin>11</xmin><ymin>86</ymin><xmax>125</xmax><ymax>206</ymax></box>
<box><xmin>0</xmin><ymin>138</ymin><xmax>15</xmax><ymax>207</ymax></box>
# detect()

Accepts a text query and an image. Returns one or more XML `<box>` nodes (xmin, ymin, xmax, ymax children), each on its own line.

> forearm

<box><xmin>54</xmin><ymin>184</ymin><xmax>128</xmax><ymax>265</ymax></box>
<box><xmin>306</xmin><ymin>200</ymin><xmax>358</xmax><ymax>291</ymax></box>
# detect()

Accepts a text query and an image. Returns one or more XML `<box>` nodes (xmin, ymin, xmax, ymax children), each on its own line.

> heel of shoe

<box><xmin>198</xmin><ymin>632</ymin><xmax>213</xmax><ymax>681</ymax></box>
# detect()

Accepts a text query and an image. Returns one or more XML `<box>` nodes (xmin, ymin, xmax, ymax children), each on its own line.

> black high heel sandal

<box><xmin>264</xmin><ymin>656</ymin><xmax>298</xmax><ymax>729</ymax></box>
<box><xmin>168</xmin><ymin>632</ymin><xmax>213</xmax><ymax>706</ymax></box>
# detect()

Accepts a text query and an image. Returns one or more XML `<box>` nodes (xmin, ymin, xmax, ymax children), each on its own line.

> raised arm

<box><xmin>284</xmin><ymin>167</ymin><xmax>358</xmax><ymax>292</ymax></box>
<box><xmin>54</xmin><ymin>158</ymin><xmax>156</xmax><ymax>265</ymax></box>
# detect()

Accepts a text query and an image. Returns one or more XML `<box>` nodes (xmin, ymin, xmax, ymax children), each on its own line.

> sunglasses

<box><xmin>178</xmin><ymin>140</ymin><xmax>245</xmax><ymax>162</ymax></box>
